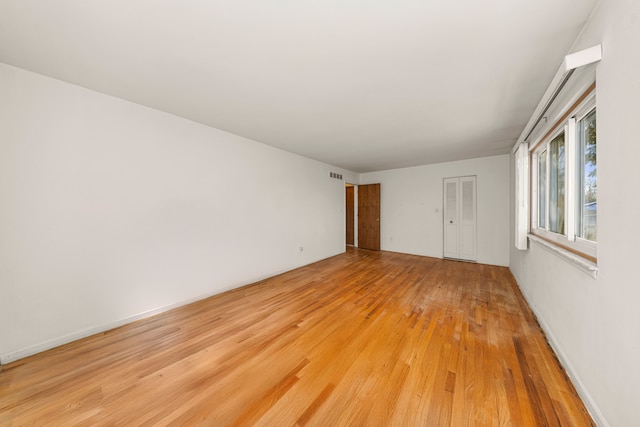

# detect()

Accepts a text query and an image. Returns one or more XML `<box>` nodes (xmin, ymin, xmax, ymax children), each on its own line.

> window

<box><xmin>577</xmin><ymin>109</ymin><xmax>597</xmax><ymax>242</ymax></box>
<box><xmin>548</xmin><ymin>132</ymin><xmax>565</xmax><ymax>234</ymax></box>
<box><xmin>537</xmin><ymin>149</ymin><xmax>546</xmax><ymax>229</ymax></box>
<box><xmin>531</xmin><ymin>87</ymin><xmax>596</xmax><ymax>261</ymax></box>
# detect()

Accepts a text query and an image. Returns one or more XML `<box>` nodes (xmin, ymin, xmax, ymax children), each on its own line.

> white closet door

<box><xmin>443</xmin><ymin>176</ymin><xmax>477</xmax><ymax>261</ymax></box>
<box><xmin>443</xmin><ymin>178</ymin><xmax>459</xmax><ymax>259</ymax></box>
<box><xmin>459</xmin><ymin>176</ymin><xmax>477</xmax><ymax>261</ymax></box>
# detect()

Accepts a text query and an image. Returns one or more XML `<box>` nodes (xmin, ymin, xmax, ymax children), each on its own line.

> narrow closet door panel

<box><xmin>459</xmin><ymin>176</ymin><xmax>477</xmax><ymax>261</ymax></box>
<box><xmin>443</xmin><ymin>178</ymin><xmax>459</xmax><ymax>259</ymax></box>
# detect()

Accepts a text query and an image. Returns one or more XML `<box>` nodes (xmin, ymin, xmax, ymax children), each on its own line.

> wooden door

<box><xmin>443</xmin><ymin>176</ymin><xmax>476</xmax><ymax>261</ymax></box>
<box><xmin>346</xmin><ymin>186</ymin><xmax>354</xmax><ymax>245</ymax></box>
<box><xmin>358</xmin><ymin>184</ymin><xmax>380</xmax><ymax>250</ymax></box>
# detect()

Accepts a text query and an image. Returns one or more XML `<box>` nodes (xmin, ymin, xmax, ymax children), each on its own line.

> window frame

<box><xmin>530</xmin><ymin>86</ymin><xmax>597</xmax><ymax>262</ymax></box>
<box><xmin>572</xmin><ymin>100</ymin><xmax>597</xmax><ymax>248</ymax></box>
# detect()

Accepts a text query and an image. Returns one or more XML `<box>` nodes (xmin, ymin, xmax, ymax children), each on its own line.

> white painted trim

<box><xmin>511</xmin><ymin>273</ymin><xmax>610</xmax><ymax>427</ymax></box>
<box><xmin>564</xmin><ymin>45</ymin><xmax>602</xmax><ymax>71</ymax></box>
<box><xmin>566</xmin><ymin>118</ymin><xmax>577</xmax><ymax>242</ymax></box>
<box><xmin>528</xmin><ymin>234</ymin><xmax>598</xmax><ymax>278</ymax></box>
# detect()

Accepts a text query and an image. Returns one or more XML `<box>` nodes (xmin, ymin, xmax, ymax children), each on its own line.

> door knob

<box><xmin>449</xmin><ymin>220</ymin><xmax>453</xmax><ymax>223</ymax></box>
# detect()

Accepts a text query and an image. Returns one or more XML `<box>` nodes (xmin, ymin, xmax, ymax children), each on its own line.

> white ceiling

<box><xmin>0</xmin><ymin>0</ymin><xmax>598</xmax><ymax>172</ymax></box>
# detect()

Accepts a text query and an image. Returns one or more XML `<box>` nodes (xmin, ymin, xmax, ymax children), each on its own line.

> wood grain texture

<box><xmin>0</xmin><ymin>248</ymin><xmax>594</xmax><ymax>426</ymax></box>
<box><xmin>346</xmin><ymin>186</ymin><xmax>354</xmax><ymax>246</ymax></box>
<box><xmin>357</xmin><ymin>183</ymin><xmax>380</xmax><ymax>250</ymax></box>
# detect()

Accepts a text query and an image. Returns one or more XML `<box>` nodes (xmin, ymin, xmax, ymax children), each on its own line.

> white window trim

<box><xmin>530</xmin><ymin>90</ymin><xmax>597</xmax><ymax>261</ymax></box>
<box><xmin>566</xmin><ymin>117</ymin><xmax>576</xmax><ymax>242</ymax></box>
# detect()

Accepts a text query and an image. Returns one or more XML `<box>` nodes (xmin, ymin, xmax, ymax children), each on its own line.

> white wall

<box><xmin>361</xmin><ymin>155</ymin><xmax>509</xmax><ymax>266</ymax></box>
<box><xmin>510</xmin><ymin>1</ymin><xmax>640</xmax><ymax>425</ymax></box>
<box><xmin>0</xmin><ymin>63</ymin><xmax>355</xmax><ymax>363</ymax></box>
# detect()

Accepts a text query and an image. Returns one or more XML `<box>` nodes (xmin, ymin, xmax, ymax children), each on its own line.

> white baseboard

<box><xmin>511</xmin><ymin>272</ymin><xmax>609</xmax><ymax>427</ymax></box>
<box><xmin>0</xmin><ymin>283</ymin><xmax>236</xmax><ymax>365</ymax></box>
<box><xmin>1</xmin><ymin>253</ymin><xmax>337</xmax><ymax>365</ymax></box>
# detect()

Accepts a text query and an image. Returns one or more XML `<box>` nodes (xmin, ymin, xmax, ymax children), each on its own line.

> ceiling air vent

<box><xmin>329</xmin><ymin>172</ymin><xmax>343</xmax><ymax>180</ymax></box>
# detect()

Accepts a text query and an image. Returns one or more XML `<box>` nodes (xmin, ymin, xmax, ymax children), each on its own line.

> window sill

<box><xmin>528</xmin><ymin>234</ymin><xmax>598</xmax><ymax>278</ymax></box>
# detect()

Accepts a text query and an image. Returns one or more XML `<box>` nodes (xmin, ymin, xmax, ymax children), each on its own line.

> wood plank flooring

<box><xmin>0</xmin><ymin>248</ymin><xmax>594</xmax><ymax>426</ymax></box>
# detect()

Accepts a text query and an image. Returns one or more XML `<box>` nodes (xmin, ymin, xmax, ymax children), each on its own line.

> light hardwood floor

<box><xmin>0</xmin><ymin>248</ymin><xmax>594</xmax><ymax>426</ymax></box>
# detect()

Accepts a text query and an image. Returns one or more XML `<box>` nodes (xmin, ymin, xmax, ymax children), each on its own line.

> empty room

<box><xmin>1</xmin><ymin>0</ymin><xmax>639</xmax><ymax>426</ymax></box>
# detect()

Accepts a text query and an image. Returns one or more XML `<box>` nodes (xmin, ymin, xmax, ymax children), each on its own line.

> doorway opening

<box><xmin>345</xmin><ymin>183</ymin><xmax>381</xmax><ymax>251</ymax></box>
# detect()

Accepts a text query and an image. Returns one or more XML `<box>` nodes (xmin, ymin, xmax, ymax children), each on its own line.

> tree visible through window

<box><xmin>549</xmin><ymin>132</ymin><xmax>565</xmax><ymax>234</ymax></box>
<box><xmin>578</xmin><ymin>109</ymin><xmax>596</xmax><ymax>241</ymax></box>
